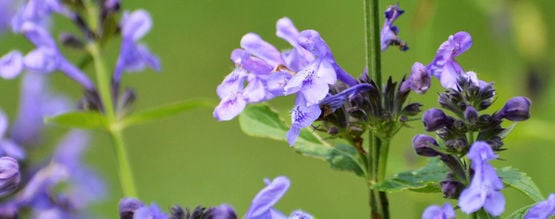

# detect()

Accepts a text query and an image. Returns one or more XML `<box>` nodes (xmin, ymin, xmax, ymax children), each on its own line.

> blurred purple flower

<box><xmin>421</xmin><ymin>203</ymin><xmax>455</xmax><ymax>219</ymax></box>
<box><xmin>11</xmin><ymin>0</ymin><xmax>64</xmax><ymax>32</ymax></box>
<box><xmin>113</xmin><ymin>9</ymin><xmax>161</xmax><ymax>84</ymax></box>
<box><xmin>0</xmin><ymin>110</ymin><xmax>26</xmax><ymax>160</ymax></box>
<box><xmin>381</xmin><ymin>4</ymin><xmax>408</xmax><ymax>51</ymax></box>
<box><xmin>427</xmin><ymin>31</ymin><xmax>472</xmax><ymax>89</ymax></box>
<box><xmin>407</xmin><ymin>62</ymin><xmax>431</xmax><ymax>94</ymax></box>
<box><xmin>0</xmin><ymin>157</ymin><xmax>20</xmax><ymax>197</ymax></box>
<box><xmin>246</xmin><ymin>176</ymin><xmax>313</xmax><ymax>219</ymax></box>
<box><xmin>12</xmin><ymin>73</ymin><xmax>72</xmax><ymax>146</ymax></box>
<box><xmin>134</xmin><ymin>203</ymin><xmax>168</xmax><ymax>219</ymax></box>
<box><xmin>524</xmin><ymin>193</ymin><xmax>555</xmax><ymax>219</ymax></box>
<box><xmin>0</xmin><ymin>0</ymin><xmax>17</xmax><ymax>33</ymax></box>
<box><xmin>459</xmin><ymin>142</ymin><xmax>505</xmax><ymax>216</ymax></box>
<box><xmin>0</xmin><ymin>51</ymin><xmax>24</xmax><ymax>79</ymax></box>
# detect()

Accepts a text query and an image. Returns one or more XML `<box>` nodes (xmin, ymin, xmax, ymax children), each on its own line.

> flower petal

<box><xmin>213</xmin><ymin>94</ymin><xmax>247</xmax><ymax>121</ymax></box>
<box><xmin>247</xmin><ymin>176</ymin><xmax>291</xmax><ymax>219</ymax></box>
<box><xmin>241</xmin><ymin>33</ymin><xmax>283</xmax><ymax>67</ymax></box>
<box><xmin>122</xmin><ymin>10</ymin><xmax>152</xmax><ymax>41</ymax></box>
<box><xmin>0</xmin><ymin>51</ymin><xmax>24</xmax><ymax>79</ymax></box>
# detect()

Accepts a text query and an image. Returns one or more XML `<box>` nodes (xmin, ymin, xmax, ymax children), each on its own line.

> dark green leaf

<box><xmin>506</xmin><ymin>204</ymin><xmax>534</xmax><ymax>219</ymax></box>
<box><xmin>121</xmin><ymin>99</ymin><xmax>215</xmax><ymax>127</ymax></box>
<box><xmin>497</xmin><ymin>166</ymin><xmax>544</xmax><ymax>202</ymax></box>
<box><xmin>45</xmin><ymin>111</ymin><xmax>107</xmax><ymax>129</ymax></box>
<box><xmin>239</xmin><ymin>104</ymin><xmax>366</xmax><ymax>177</ymax></box>
<box><xmin>372</xmin><ymin>158</ymin><xmax>448</xmax><ymax>193</ymax></box>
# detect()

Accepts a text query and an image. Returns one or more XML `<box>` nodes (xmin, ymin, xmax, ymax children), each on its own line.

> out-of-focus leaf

<box><xmin>121</xmin><ymin>99</ymin><xmax>215</xmax><ymax>127</ymax></box>
<box><xmin>239</xmin><ymin>104</ymin><xmax>366</xmax><ymax>177</ymax></box>
<box><xmin>372</xmin><ymin>158</ymin><xmax>448</xmax><ymax>193</ymax></box>
<box><xmin>45</xmin><ymin>111</ymin><xmax>107</xmax><ymax>129</ymax></box>
<box><xmin>498</xmin><ymin>166</ymin><xmax>544</xmax><ymax>202</ymax></box>
<box><xmin>506</xmin><ymin>204</ymin><xmax>534</xmax><ymax>219</ymax></box>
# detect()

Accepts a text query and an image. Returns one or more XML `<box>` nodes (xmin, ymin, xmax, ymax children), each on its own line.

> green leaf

<box><xmin>497</xmin><ymin>166</ymin><xmax>544</xmax><ymax>202</ymax></box>
<box><xmin>498</xmin><ymin>123</ymin><xmax>517</xmax><ymax>139</ymax></box>
<box><xmin>372</xmin><ymin>158</ymin><xmax>448</xmax><ymax>193</ymax></box>
<box><xmin>121</xmin><ymin>99</ymin><xmax>215</xmax><ymax>127</ymax></box>
<box><xmin>239</xmin><ymin>104</ymin><xmax>366</xmax><ymax>177</ymax></box>
<box><xmin>506</xmin><ymin>204</ymin><xmax>533</xmax><ymax>219</ymax></box>
<box><xmin>45</xmin><ymin>111</ymin><xmax>107</xmax><ymax>129</ymax></box>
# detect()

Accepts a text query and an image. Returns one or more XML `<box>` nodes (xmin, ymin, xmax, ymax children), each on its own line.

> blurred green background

<box><xmin>1</xmin><ymin>0</ymin><xmax>555</xmax><ymax>218</ymax></box>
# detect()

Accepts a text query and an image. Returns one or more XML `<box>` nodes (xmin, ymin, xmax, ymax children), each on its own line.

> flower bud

<box><xmin>440</xmin><ymin>174</ymin><xmax>464</xmax><ymax>199</ymax></box>
<box><xmin>422</xmin><ymin>108</ymin><xmax>448</xmax><ymax>131</ymax></box>
<box><xmin>209</xmin><ymin>204</ymin><xmax>238</xmax><ymax>219</ymax></box>
<box><xmin>0</xmin><ymin>157</ymin><xmax>19</xmax><ymax>196</ymax></box>
<box><xmin>401</xmin><ymin>103</ymin><xmax>422</xmax><ymax>116</ymax></box>
<box><xmin>499</xmin><ymin>96</ymin><xmax>531</xmax><ymax>121</ymax></box>
<box><xmin>412</xmin><ymin>134</ymin><xmax>440</xmax><ymax>157</ymax></box>
<box><xmin>464</xmin><ymin>106</ymin><xmax>478</xmax><ymax>124</ymax></box>
<box><xmin>445</xmin><ymin>137</ymin><xmax>468</xmax><ymax>153</ymax></box>
<box><xmin>119</xmin><ymin>197</ymin><xmax>144</xmax><ymax>219</ymax></box>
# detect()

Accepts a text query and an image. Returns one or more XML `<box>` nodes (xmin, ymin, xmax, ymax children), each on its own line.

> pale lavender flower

<box><xmin>427</xmin><ymin>31</ymin><xmax>472</xmax><ymax>89</ymax></box>
<box><xmin>246</xmin><ymin>176</ymin><xmax>313</xmax><ymax>219</ymax></box>
<box><xmin>0</xmin><ymin>51</ymin><xmax>24</xmax><ymax>79</ymax></box>
<box><xmin>11</xmin><ymin>0</ymin><xmax>64</xmax><ymax>32</ymax></box>
<box><xmin>134</xmin><ymin>203</ymin><xmax>168</xmax><ymax>219</ymax></box>
<box><xmin>113</xmin><ymin>9</ymin><xmax>161</xmax><ymax>84</ymax></box>
<box><xmin>407</xmin><ymin>62</ymin><xmax>431</xmax><ymax>94</ymax></box>
<box><xmin>211</xmin><ymin>204</ymin><xmax>238</xmax><ymax>219</ymax></box>
<box><xmin>0</xmin><ymin>0</ymin><xmax>17</xmax><ymax>32</ymax></box>
<box><xmin>421</xmin><ymin>203</ymin><xmax>456</xmax><ymax>219</ymax></box>
<box><xmin>524</xmin><ymin>193</ymin><xmax>555</xmax><ymax>219</ymax></box>
<box><xmin>0</xmin><ymin>157</ymin><xmax>20</xmax><ymax>197</ymax></box>
<box><xmin>459</xmin><ymin>141</ymin><xmax>505</xmax><ymax>216</ymax></box>
<box><xmin>16</xmin><ymin>22</ymin><xmax>95</xmax><ymax>90</ymax></box>
<box><xmin>381</xmin><ymin>4</ymin><xmax>408</xmax><ymax>51</ymax></box>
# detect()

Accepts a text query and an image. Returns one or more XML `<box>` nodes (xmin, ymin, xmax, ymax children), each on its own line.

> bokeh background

<box><xmin>1</xmin><ymin>0</ymin><xmax>555</xmax><ymax>218</ymax></box>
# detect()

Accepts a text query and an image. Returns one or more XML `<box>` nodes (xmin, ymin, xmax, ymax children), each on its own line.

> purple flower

<box><xmin>524</xmin><ymin>193</ymin><xmax>555</xmax><ymax>219</ymax></box>
<box><xmin>134</xmin><ymin>203</ymin><xmax>168</xmax><ymax>219</ymax></box>
<box><xmin>12</xmin><ymin>73</ymin><xmax>71</xmax><ymax>145</ymax></box>
<box><xmin>0</xmin><ymin>51</ymin><xmax>24</xmax><ymax>79</ymax></box>
<box><xmin>427</xmin><ymin>31</ymin><xmax>472</xmax><ymax>89</ymax></box>
<box><xmin>246</xmin><ymin>176</ymin><xmax>313</xmax><ymax>219</ymax></box>
<box><xmin>459</xmin><ymin>142</ymin><xmax>505</xmax><ymax>216</ymax></box>
<box><xmin>11</xmin><ymin>0</ymin><xmax>64</xmax><ymax>32</ymax></box>
<box><xmin>381</xmin><ymin>5</ymin><xmax>408</xmax><ymax>51</ymax></box>
<box><xmin>119</xmin><ymin>197</ymin><xmax>145</xmax><ymax>218</ymax></box>
<box><xmin>113</xmin><ymin>9</ymin><xmax>161</xmax><ymax>84</ymax></box>
<box><xmin>0</xmin><ymin>0</ymin><xmax>17</xmax><ymax>32</ymax></box>
<box><xmin>320</xmin><ymin>84</ymin><xmax>374</xmax><ymax>112</ymax></box>
<box><xmin>0</xmin><ymin>156</ymin><xmax>20</xmax><ymax>197</ymax></box>
<box><xmin>286</xmin><ymin>96</ymin><xmax>321</xmax><ymax>146</ymax></box>
<box><xmin>421</xmin><ymin>203</ymin><xmax>456</xmax><ymax>219</ymax></box>
<box><xmin>14</xmin><ymin>22</ymin><xmax>95</xmax><ymax>90</ymax></box>
<box><xmin>422</xmin><ymin>108</ymin><xmax>449</xmax><ymax>132</ymax></box>
<box><xmin>0</xmin><ymin>109</ymin><xmax>26</xmax><ymax>160</ymax></box>
<box><xmin>276</xmin><ymin>17</ymin><xmax>314</xmax><ymax>72</ymax></box>
<box><xmin>412</xmin><ymin>134</ymin><xmax>441</xmax><ymax>157</ymax></box>
<box><xmin>497</xmin><ymin>96</ymin><xmax>531</xmax><ymax>121</ymax></box>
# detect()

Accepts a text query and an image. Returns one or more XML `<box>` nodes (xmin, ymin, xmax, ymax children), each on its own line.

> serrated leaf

<box><xmin>506</xmin><ymin>204</ymin><xmax>533</xmax><ymax>219</ymax></box>
<box><xmin>239</xmin><ymin>104</ymin><xmax>366</xmax><ymax>177</ymax></box>
<box><xmin>45</xmin><ymin>111</ymin><xmax>107</xmax><ymax>129</ymax></box>
<box><xmin>372</xmin><ymin>158</ymin><xmax>448</xmax><ymax>193</ymax></box>
<box><xmin>121</xmin><ymin>99</ymin><xmax>215</xmax><ymax>127</ymax></box>
<box><xmin>497</xmin><ymin>167</ymin><xmax>544</xmax><ymax>202</ymax></box>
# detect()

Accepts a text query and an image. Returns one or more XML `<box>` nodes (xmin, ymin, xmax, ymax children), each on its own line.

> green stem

<box><xmin>88</xmin><ymin>42</ymin><xmax>138</xmax><ymax>197</ymax></box>
<box><xmin>110</xmin><ymin>127</ymin><xmax>138</xmax><ymax>197</ymax></box>
<box><xmin>364</xmin><ymin>0</ymin><xmax>382</xmax><ymax>86</ymax></box>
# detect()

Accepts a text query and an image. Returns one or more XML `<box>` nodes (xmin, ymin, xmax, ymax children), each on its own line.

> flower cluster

<box><xmin>413</xmin><ymin>32</ymin><xmax>532</xmax><ymax>217</ymax></box>
<box><xmin>119</xmin><ymin>176</ymin><xmax>312</xmax><ymax>219</ymax></box>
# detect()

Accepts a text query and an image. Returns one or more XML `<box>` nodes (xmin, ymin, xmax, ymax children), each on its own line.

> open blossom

<box><xmin>11</xmin><ymin>0</ymin><xmax>64</xmax><ymax>32</ymax></box>
<box><xmin>421</xmin><ymin>203</ymin><xmax>455</xmax><ymax>219</ymax></box>
<box><xmin>459</xmin><ymin>142</ymin><xmax>505</xmax><ymax>216</ymax></box>
<box><xmin>246</xmin><ymin>176</ymin><xmax>313</xmax><ymax>219</ymax></box>
<box><xmin>427</xmin><ymin>31</ymin><xmax>472</xmax><ymax>89</ymax></box>
<box><xmin>113</xmin><ymin>9</ymin><xmax>161</xmax><ymax>84</ymax></box>
<box><xmin>381</xmin><ymin>4</ymin><xmax>408</xmax><ymax>51</ymax></box>
<box><xmin>524</xmin><ymin>193</ymin><xmax>555</xmax><ymax>219</ymax></box>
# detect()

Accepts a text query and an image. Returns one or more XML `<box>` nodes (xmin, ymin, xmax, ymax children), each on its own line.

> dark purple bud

<box><xmin>440</xmin><ymin>174</ymin><xmax>464</xmax><ymax>199</ymax></box>
<box><xmin>209</xmin><ymin>204</ymin><xmax>238</xmax><ymax>219</ymax></box>
<box><xmin>119</xmin><ymin>197</ymin><xmax>144</xmax><ymax>219</ymax></box>
<box><xmin>422</xmin><ymin>108</ymin><xmax>448</xmax><ymax>131</ymax></box>
<box><xmin>327</xmin><ymin>126</ymin><xmax>339</xmax><ymax>135</ymax></box>
<box><xmin>499</xmin><ymin>96</ymin><xmax>531</xmax><ymax>121</ymax></box>
<box><xmin>412</xmin><ymin>134</ymin><xmax>440</xmax><ymax>157</ymax></box>
<box><xmin>445</xmin><ymin>137</ymin><xmax>468</xmax><ymax>153</ymax></box>
<box><xmin>0</xmin><ymin>157</ymin><xmax>19</xmax><ymax>196</ymax></box>
<box><xmin>59</xmin><ymin>33</ymin><xmax>84</xmax><ymax>49</ymax></box>
<box><xmin>104</xmin><ymin>0</ymin><xmax>120</xmax><ymax>12</ymax></box>
<box><xmin>408</xmin><ymin>62</ymin><xmax>431</xmax><ymax>94</ymax></box>
<box><xmin>464</xmin><ymin>106</ymin><xmax>478</xmax><ymax>124</ymax></box>
<box><xmin>169</xmin><ymin>205</ymin><xmax>184</xmax><ymax>219</ymax></box>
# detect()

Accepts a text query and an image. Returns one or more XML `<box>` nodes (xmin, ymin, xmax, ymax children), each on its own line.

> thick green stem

<box><xmin>364</xmin><ymin>0</ymin><xmax>382</xmax><ymax>86</ymax></box>
<box><xmin>88</xmin><ymin>42</ymin><xmax>138</xmax><ymax>198</ymax></box>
